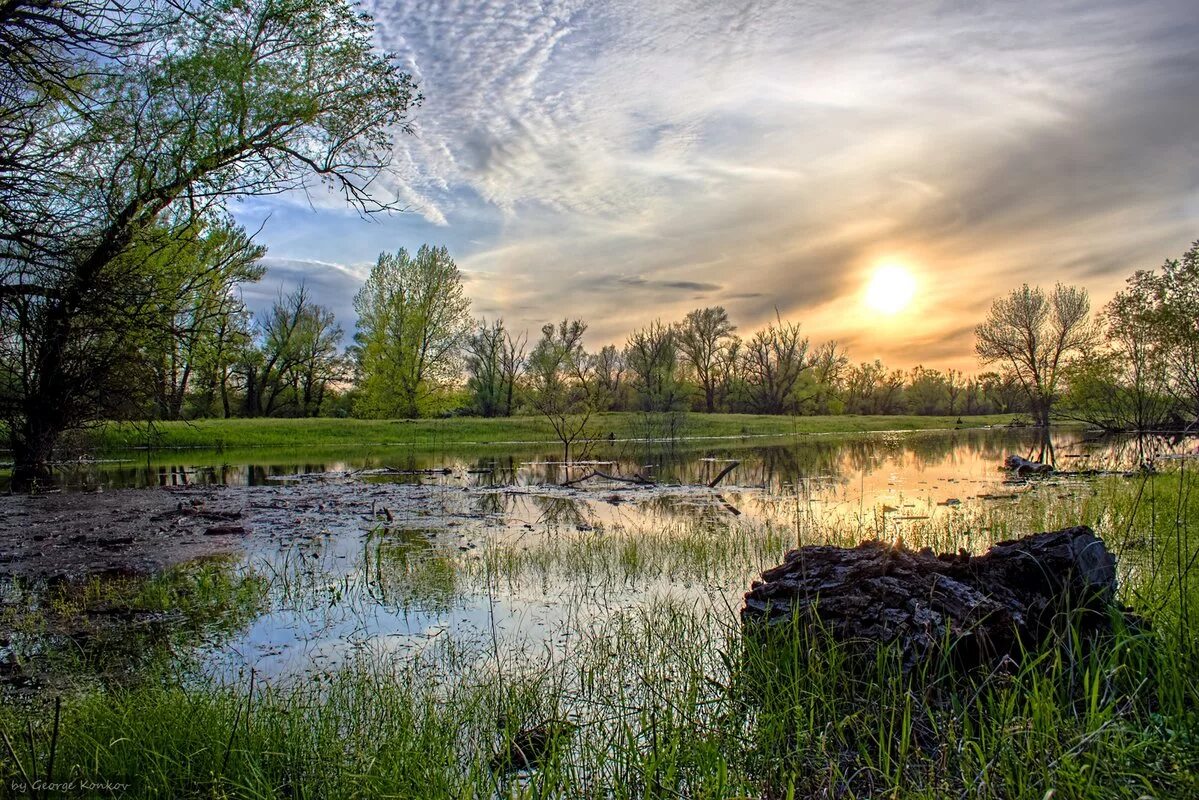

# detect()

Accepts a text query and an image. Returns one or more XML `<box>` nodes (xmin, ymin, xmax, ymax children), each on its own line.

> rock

<box><xmin>1004</xmin><ymin>454</ymin><xmax>1053</xmax><ymax>475</ymax></box>
<box><xmin>742</xmin><ymin>527</ymin><xmax>1125</xmax><ymax>671</ymax></box>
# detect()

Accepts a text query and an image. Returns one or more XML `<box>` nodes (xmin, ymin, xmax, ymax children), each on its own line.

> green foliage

<box><xmin>0</xmin><ymin>0</ymin><xmax>419</xmax><ymax>476</ymax></box>
<box><xmin>353</xmin><ymin>245</ymin><xmax>472</xmax><ymax>419</ymax></box>
<box><xmin>525</xmin><ymin>319</ymin><xmax>597</xmax><ymax>458</ymax></box>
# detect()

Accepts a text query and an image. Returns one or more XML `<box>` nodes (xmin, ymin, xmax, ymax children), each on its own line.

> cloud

<box><xmin>236</xmin><ymin>0</ymin><xmax>1199</xmax><ymax>370</ymax></box>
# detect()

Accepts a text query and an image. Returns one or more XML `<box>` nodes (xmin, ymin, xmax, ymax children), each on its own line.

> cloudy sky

<box><xmin>235</xmin><ymin>0</ymin><xmax>1199</xmax><ymax>371</ymax></box>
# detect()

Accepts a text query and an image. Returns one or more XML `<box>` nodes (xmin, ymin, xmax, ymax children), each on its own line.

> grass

<box><xmin>1</xmin><ymin>463</ymin><xmax>1196</xmax><ymax>797</ymax></box>
<box><xmin>82</xmin><ymin>412</ymin><xmax>1019</xmax><ymax>452</ymax></box>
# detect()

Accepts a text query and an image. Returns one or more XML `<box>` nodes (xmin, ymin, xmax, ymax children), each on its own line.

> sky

<box><xmin>235</xmin><ymin>0</ymin><xmax>1199</xmax><ymax>371</ymax></box>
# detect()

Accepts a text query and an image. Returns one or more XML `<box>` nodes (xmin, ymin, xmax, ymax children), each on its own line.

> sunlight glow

<box><xmin>863</xmin><ymin>263</ymin><xmax>917</xmax><ymax>315</ymax></box>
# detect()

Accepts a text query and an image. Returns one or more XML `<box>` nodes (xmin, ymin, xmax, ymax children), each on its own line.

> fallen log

<box><xmin>742</xmin><ymin>527</ymin><xmax>1127</xmax><ymax>671</ymax></box>
<box><xmin>560</xmin><ymin>470</ymin><xmax>655</xmax><ymax>488</ymax></box>
<box><xmin>707</xmin><ymin>460</ymin><xmax>740</xmax><ymax>488</ymax></box>
<box><xmin>1004</xmin><ymin>454</ymin><xmax>1053</xmax><ymax>475</ymax></box>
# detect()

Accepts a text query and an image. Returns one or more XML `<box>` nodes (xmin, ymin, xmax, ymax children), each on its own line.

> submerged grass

<box><xmin>1</xmin><ymin>469</ymin><xmax>1197</xmax><ymax>797</ymax></box>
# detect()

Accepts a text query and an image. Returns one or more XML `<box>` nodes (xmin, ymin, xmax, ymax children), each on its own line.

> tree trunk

<box><xmin>10</xmin><ymin>414</ymin><xmax>61</xmax><ymax>488</ymax></box>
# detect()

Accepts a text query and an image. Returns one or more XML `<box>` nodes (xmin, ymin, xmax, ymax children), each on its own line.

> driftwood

<box><xmin>560</xmin><ymin>470</ymin><xmax>655</xmax><ymax>488</ymax></box>
<box><xmin>707</xmin><ymin>461</ymin><xmax>740</xmax><ymax>488</ymax></box>
<box><xmin>742</xmin><ymin>527</ymin><xmax>1125</xmax><ymax>671</ymax></box>
<box><xmin>1004</xmin><ymin>454</ymin><xmax>1053</xmax><ymax>475</ymax></box>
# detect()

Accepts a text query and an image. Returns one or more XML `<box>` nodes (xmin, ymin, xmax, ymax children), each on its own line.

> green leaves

<box><xmin>353</xmin><ymin>245</ymin><xmax>472</xmax><ymax>418</ymax></box>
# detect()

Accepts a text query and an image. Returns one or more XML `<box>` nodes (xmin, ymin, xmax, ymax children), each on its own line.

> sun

<box><xmin>863</xmin><ymin>263</ymin><xmax>917</xmax><ymax>315</ymax></box>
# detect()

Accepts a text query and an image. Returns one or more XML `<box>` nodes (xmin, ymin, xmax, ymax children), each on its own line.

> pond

<box><xmin>4</xmin><ymin>425</ymin><xmax>1198</xmax><ymax>796</ymax></box>
<box><xmin>7</xmin><ymin>425</ymin><xmax>1187</xmax><ymax>685</ymax></box>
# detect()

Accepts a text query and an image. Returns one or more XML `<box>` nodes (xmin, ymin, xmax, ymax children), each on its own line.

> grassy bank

<box><xmin>2</xmin><ymin>468</ymin><xmax>1196</xmax><ymax>797</ymax></box>
<box><xmin>86</xmin><ymin>412</ymin><xmax>1019</xmax><ymax>452</ymax></box>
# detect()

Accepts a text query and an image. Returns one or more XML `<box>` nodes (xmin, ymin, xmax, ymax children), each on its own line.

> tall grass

<box><xmin>1</xmin><ymin>469</ymin><xmax>1196</xmax><ymax>798</ymax></box>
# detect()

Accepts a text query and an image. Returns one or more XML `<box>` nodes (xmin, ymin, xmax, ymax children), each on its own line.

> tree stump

<box><xmin>742</xmin><ymin>527</ymin><xmax>1123</xmax><ymax>671</ymax></box>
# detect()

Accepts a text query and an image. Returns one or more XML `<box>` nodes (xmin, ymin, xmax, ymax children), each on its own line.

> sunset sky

<box><xmin>235</xmin><ymin>0</ymin><xmax>1199</xmax><ymax>371</ymax></box>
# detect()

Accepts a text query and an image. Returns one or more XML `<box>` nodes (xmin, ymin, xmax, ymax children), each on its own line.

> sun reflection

<box><xmin>863</xmin><ymin>262</ymin><xmax>917</xmax><ymax>314</ymax></box>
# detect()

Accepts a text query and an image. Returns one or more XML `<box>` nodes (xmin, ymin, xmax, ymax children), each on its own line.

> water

<box><xmin>178</xmin><ymin>427</ymin><xmax>1187</xmax><ymax>680</ymax></box>
<box><xmin>11</xmin><ymin>427</ymin><xmax>1199</xmax><ymax>684</ymax></box>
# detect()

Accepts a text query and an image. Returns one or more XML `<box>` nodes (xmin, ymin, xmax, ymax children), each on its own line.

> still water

<box><xmin>14</xmin><ymin>427</ymin><xmax>1196</xmax><ymax>682</ymax></box>
<box><xmin>143</xmin><ymin>427</ymin><xmax>1183</xmax><ymax>681</ymax></box>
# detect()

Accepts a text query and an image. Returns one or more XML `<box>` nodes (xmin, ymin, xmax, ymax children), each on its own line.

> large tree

<box><xmin>975</xmin><ymin>283</ymin><xmax>1094</xmax><ymax>427</ymax></box>
<box><xmin>675</xmin><ymin>306</ymin><xmax>735</xmax><ymax>413</ymax></box>
<box><xmin>740</xmin><ymin>318</ymin><xmax>811</xmax><ymax>415</ymax></box>
<box><xmin>353</xmin><ymin>245</ymin><xmax>472</xmax><ymax>418</ymax></box>
<box><xmin>0</xmin><ymin>0</ymin><xmax>419</xmax><ymax>480</ymax></box>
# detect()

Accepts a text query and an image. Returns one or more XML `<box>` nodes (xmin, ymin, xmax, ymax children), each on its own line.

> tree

<box><xmin>525</xmin><ymin>319</ymin><xmax>594</xmax><ymax>462</ymax></box>
<box><xmin>1152</xmin><ymin>241</ymin><xmax>1199</xmax><ymax>424</ymax></box>
<box><xmin>975</xmin><ymin>283</ymin><xmax>1094</xmax><ymax>427</ymax></box>
<box><xmin>0</xmin><ymin>0</ymin><xmax>419</xmax><ymax>480</ymax></box>
<box><xmin>804</xmin><ymin>340</ymin><xmax>849</xmax><ymax>414</ymax></box>
<box><xmin>353</xmin><ymin>245</ymin><xmax>472</xmax><ymax>418</ymax></box>
<box><xmin>242</xmin><ymin>285</ymin><xmax>343</xmax><ymax>417</ymax></box>
<box><xmin>465</xmin><ymin>318</ymin><xmax>524</xmax><ymax>417</ymax></box>
<box><xmin>625</xmin><ymin>321</ymin><xmax>685</xmax><ymax>413</ymax></box>
<box><xmin>625</xmin><ymin>320</ymin><xmax>688</xmax><ymax>441</ymax></box>
<box><xmin>740</xmin><ymin>318</ymin><xmax>811</xmax><ymax>415</ymax></box>
<box><xmin>145</xmin><ymin>222</ymin><xmax>266</xmax><ymax>420</ymax></box>
<box><xmin>1061</xmin><ymin>272</ymin><xmax>1173</xmax><ymax>431</ymax></box>
<box><xmin>591</xmin><ymin>344</ymin><xmax>627</xmax><ymax>411</ymax></box>
<box><xmin>675</xmin><ymin>306</ymin><xmax>735</xmax><ymax>413</ymax></box>
<box><xmin>906</xmin><ymin>366</ymin><xmax>951</xmax><ymax>415</ymax></box>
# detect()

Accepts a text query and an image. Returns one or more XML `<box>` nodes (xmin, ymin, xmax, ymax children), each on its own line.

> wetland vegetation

<box><xmin>3</xmin><ymin>0</ymin><xmax>1198</xmax><ymax>796</ymax></box>
<box><xmin>3</xmin><ymin>428</ymin><xmax>1198</xmax><ymax>797</ymax></box>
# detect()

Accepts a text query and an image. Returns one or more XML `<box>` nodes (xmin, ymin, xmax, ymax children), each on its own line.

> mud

<box><xmin>0</xmin><ymin>473</ymin><xmax>755</xmax><ymax>579</ymax></box>
<box><xmin>0</xmin><ymin>477</ymin><xmax>493</xmax><ymax>578</ymax></box>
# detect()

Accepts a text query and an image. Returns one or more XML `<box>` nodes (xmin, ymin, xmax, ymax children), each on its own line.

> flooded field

<box><xmin>3</xmin><ymin>426</ymin><xmax>1197</xmax><ymax>797</ymax></box>
<box><xmin>4</xmin><ymin>427</ymin><xmax>1190</xmax><ymax>677</ymax></box>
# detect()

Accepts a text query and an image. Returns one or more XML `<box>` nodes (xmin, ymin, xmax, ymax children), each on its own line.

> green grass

<box><xmin>2</xmin><ymin>462</ymin><xmax>1195</xmax><ymax>798</ymax></box>
<box><xmin>84</xmin><ymin>412</ymin><xmax>1018</xmax><ymax>452</ymax></box>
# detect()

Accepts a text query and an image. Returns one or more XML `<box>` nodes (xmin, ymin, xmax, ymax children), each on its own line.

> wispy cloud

<box><xmin>236</xmin><ymin>0</ymin><xmax>1199</xmax><ymax>369</ymax></box>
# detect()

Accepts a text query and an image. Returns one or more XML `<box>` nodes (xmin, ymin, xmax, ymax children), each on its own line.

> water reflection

<box><xmin>27</xmin><ymin>428</ymin><xmax>1193</xmax><ymax>493</ymax></box>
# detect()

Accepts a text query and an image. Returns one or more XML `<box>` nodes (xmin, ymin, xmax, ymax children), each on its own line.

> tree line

<box><xmin>122</xmin><ymin>243</ymin><xmax>1042</xmax><ymax>424</ymax></box>
<box><xmin>2</xmin><ymin>1</ymin><xmax>1194</xmax><ymax>482</ymax></box>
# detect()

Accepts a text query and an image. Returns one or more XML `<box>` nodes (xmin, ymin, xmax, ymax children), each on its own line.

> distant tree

<box><xmin>353</xmin><ymin>245</ymin><xmax>472</xmax><ymax>418</ymax></box>
<box><xmin>625</xmin><ymin>320</ymin><xmax>688</xmax><ymax>440</ymax></box>
<box><xmin>242</xmin><ymin>285</ymin><xmax>342</xmax><ymax>417</ymax></box>
<box><xmin>289</xmin><ymin>303</ymin><xmax>345</xmax><ymax>417</ymax></box>
<box><xmin>625</xmin><ymin>321</ymin><xmax>685</xmax><ymax>413</ymax></box>
<box><xmin>675</xmin><ymin>306</ymin><xmax>736</xmax><ymax>412</ymax></box>
<box><xmin>525</xmin><ymin>319</ymin><xmax>594</xmax><ymax>462</ymax></box>
<box><xmin>591</xmin><ymin>344</ymin><xmax>628</xmax><ymax>412</ymax></box>
<box><xmin>844</xmin><ymin>360</ymin><xmax>886</xmax><ymax>414</ymax></box>
<box><xmin>975</xmin><ymin>284</ymin><xmax>1094</xmax><ymax>427</ymax></box>
<box><xmin>145</xmin><ymin>223</ymin><xmax>266</xmax><ymax>420</ymax></box>
<box><xmin>945</xmin><ymin>369</ymin><xmax>965</xmax><ymax>415</ymax></box>
<box><xmin>804</xmin><ymin>340</ymin><xmax>849</xmax><ymax>414</ymax></box>
<box><xmin>740</xmin><ymin>318</ymin><xmax>811</xmax><ymax>415</ymax></box>
<box><xmin>977</xmin><ymin>370</ymin><xmax>1025</xmax><ymax>414</ymax></box>
<box><xmin>465</xmin><ymin>318</ymin><xmax>524</xmax><ymax>417</ymax></box>
<box><xmin>905</xmin><ymin>366</ymin><xmax>951</xmax><ymax>415</ymax></box>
